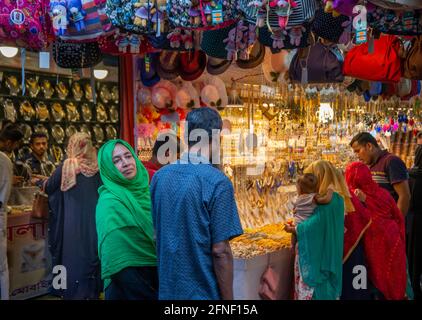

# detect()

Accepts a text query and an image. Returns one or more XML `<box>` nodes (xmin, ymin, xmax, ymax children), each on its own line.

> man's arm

<box><xmin>212</xmin><ymin>240</ymin><xmax>234</xmax><ymax>300</ymax></box>
<box><xmin>393</xmin><ymin>180</ymin><xmax>411</xmax><ymax>217</ymax></box>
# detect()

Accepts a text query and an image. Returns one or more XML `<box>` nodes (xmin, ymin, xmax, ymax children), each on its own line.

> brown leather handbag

<box><xmin>32</xmin><ymin>191</ymin><xmax>49</xmax><ymax>220</ymax></box>
<box><xmin>404</xmin><ymin>36</ymin><xmax>422</xmax><ymax>80</ymax></box>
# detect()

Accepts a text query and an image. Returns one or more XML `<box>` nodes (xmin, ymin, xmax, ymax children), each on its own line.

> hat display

<box><xmin>157</xmin><ymin>51</ymin><xmax>180</xmax><ymax>80</ymax></box>
<box><xmin>176</xmin><ymin>82</ymin><xmax>200</xmax><ymax>109</ymax></box>
<box><xmin>262</xmin><ymin>48</ymin><xmax>289</xmax><ymax>83</ymax></box>
<box><xmin>178</xmin><ymin>50</ymin><xmax>207</xmax><ymax>81</ymax></box>
<box><xmin>200</xmin><ymin>76</ymin><xmax>228</xmax><ymax>110</ymax></box>
<box><xmin>139</xmin><ymin>53</ymin><xmax>161</xmax><ymax>88</ymax></box>
<box><xmin>201</xmin><ymin>23</ymin><xmax>235</xmax><ymax>60</ymax></box>
<box><xmin>206</xmin><ymin>57</ymin><xmax>232</xmax><ymax>76</ymax></box>
<box><xmin>152</xmin><ymin>80</ymin><xmax>178</xmax><ymax>111</ymax></box>
<box><xmin>236</xmin><ymin>42</ymin><xmax>265</xmax><ymax>70</ymax></box>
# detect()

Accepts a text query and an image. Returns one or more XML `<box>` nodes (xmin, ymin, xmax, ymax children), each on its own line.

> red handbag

<box><xmin>343</xmin><ymin>35</ymin><xmax>402</xmax><ymax>83</ymax></box>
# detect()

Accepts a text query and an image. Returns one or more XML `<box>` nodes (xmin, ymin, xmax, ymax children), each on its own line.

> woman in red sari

<box><xmin>345</xmin><ymin>162</ymin><xmax>407</xmax><ymax>300</ymax></box>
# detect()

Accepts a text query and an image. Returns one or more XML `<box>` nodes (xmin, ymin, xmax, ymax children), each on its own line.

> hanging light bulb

<box><xmin>93</xmin><ymin>69</ymin><xmax>109</xmax><ymax>80</ymax></box>
<box><xmin>0</xmin><ymin>46</ymin><xmax>19</xmax><ymax>58</ymax></box>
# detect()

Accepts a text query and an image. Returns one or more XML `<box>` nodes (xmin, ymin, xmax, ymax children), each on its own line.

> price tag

<box><xmin>212</xmin><ymin>4</ymin><xmax>223</xmax><ymax>25</ymax></box>
<box><xmin>353</xmin><ymin>5</ymin><xmax>367</xmax><ymax>44</ymax></box>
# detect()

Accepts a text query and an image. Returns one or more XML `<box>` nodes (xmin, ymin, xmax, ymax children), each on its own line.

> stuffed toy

<box><xmin>134</xmin><ymin>0</ymin><xmax>154</xmax><ymax>28</ymax></box>
<box><xmin>271</xmin><ymin>29</ymin><xmax>286</xmax><ymax>49</ymax></box>
<box><xmin>223</xmin><ymin>21</ymin><xmax>248</xmax><ymax>60</ymax></box>
<box><xmin>287</xmin><ymin>25</ymin><xmax>305</xmax><ymax>46</ymax></box>
<box><xmin>269</xmin><ymin>0</ymin><xmax>297</xmax><ymax>29</ymax></box>
<box><xmin>50</xmin><ymin>1</ymin><xmax>68</xmax><ymax>36</ymax></box>
<box><xmin>67</xmin><ymin>0</ymin><xmax>86</xmax><ymax>31</ymax></box>
<box><xmin>248</xmin><ymin>0</ymin><xmax>266</xmax><ymax>28</ymax></box>
<box><xmin>167</xmin><ymin>28</ymin><xmax>182</xmax><ymax>48</ymax></box>
<box><xmin>182</xmin><ymin>30</ymin><xmax>194</xmax><ymax>50</ymax></box>
<box><xmin>129</xmin><ymin>34</ymin><xmax>141</xmax><ymax>54</ymax></box>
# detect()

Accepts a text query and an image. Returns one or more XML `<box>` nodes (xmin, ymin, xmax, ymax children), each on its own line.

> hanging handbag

<box><xmin>312</xmin><ymin>8</ymin><xmax>350</xmax><ymax>43</ymax></box>
<box><xmin>403</xmin><ymin>36</ymin><xmax>422</xmax><ymax>80</ymax></box>
<box><xmin>343</xmin><ymin>35</ymin><xmax>402</xmax><ymax>83</ymax></box>
<box><xmin>53</xmin><ymin>40</ymin><xmax>102</xmax><ymax>69</ymax></box>
<box><xmin>32</xmin><ymin>191</ymin><xmax>49</xmax><ymax>220</ymax></box>
<box><xmin>289</xmin><ymin>41</ymin><xmax>344</xmax><ymax>84</ymax></box>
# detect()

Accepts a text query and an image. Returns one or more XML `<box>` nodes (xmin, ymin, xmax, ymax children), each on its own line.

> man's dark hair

<box><xmin>350</xmin><ymin>132</ymin><xmax>379</xmax><ymax>148</ymax></box>
<box><xmin>30</xmin><ymin>132</ymin><xmax>48</xmax><ymax>144</ymax></box>
<box><xmin>152</xmin><ymin>134</ymin><xmax>182</xmax><ymax>158</ymax></box>
<box><xmin>0</xmin><ymin>123</ymin><xmax>24</xmax><ymax>142</ymax></box>
<box><xmin>417</xmin><ymin>131</ymin><xmax>422</xmax><ymax>139</ymax></box>
<box><xmin>186</xmin><ymin>107</ymin><xmax>223</xmax><ymax>147</ymax></box>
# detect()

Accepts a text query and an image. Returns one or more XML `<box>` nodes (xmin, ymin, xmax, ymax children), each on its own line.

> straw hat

<box><xmin>151</xmin><ymin>80</ymin><xmax>178</xmax><ymax>111</ymax></box>
<box><xmin>200</xmin><ymin>76</ymin><xmax>228</xmax><ymax>110</ymax></box>
<box><xmin>176</xmin><ymin>81</ymin><xmax>200</xmax><ymax>109</ymax></box>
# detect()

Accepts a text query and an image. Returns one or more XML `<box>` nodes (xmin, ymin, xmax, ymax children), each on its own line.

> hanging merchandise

<box><xmin>167</xmin><ymin>0</ymin><xmax>238</xmax><ymax>30</ymax></box>
<box><xmin>368</xmin><ymin>0</ymin><xmax>422</xmax><ymax>10</ymax></box>
<box><xmin>239</xmin><ymin>0</ymin><xmax>317</xmax><ymax>30</ymax></box>
<box><xmin>343</xmin><ymin>35</ymin><xmax>402</xmax><ymax>83</ymax></box>
<box><xmin>262</xmin><ymin>48</ymin><xmax>289</xmax><ymax>83</ymax></box>
<box><xmin>175</xmin><ymin>81</ymin><xmax>200</xmax><ymax>109</ymax></box>
<box><xmin>50</xmin><ymin>0</ymin><xmax>111</xmax><ymax>40</ymax></box>
<box><xmin>323</xmin><ymin>0</ymin><xmax>359</xmax><ymax>17</ymax></box>
<box><xmin>53</xmin><ymin>39</ymin><xmax>102</xmax><ymax>68</ymax></box>
<box><xmin>206</xmin><ymin>57</ymin><xmax>232</xmax><ymax>75</ymax></box>
<box><xmin>368</xmin><ymin>8</ymin><xmax>422</xmax><ymax>35</ymax></box>
<box><xmin>0</xmin><ymin>0</ymin><xmax>52</xmax><ymax>50</ymax></box>
<box><xmin>105</xmin><ymin>0</ymin><xmax>168</xmax><ymax>35</ymax></box>
<box><xmin>200</xmin><ymin>75</ymin><xmax>228</xmax><ymax>110</ymax></box>
<box><xmin>151</xmin><ymin>80</ymin><xmax>178</xmax><ymax>111</ymax></box>
<box><xmin>98</xmin><ymin>31</ymin><xmax>158</xmax><ymax>55</ymax></box>
<box><xmin>236</xmin><ymin>42</ymin><xmax>266</xmax><ymax>69</ymax></box>
<box><xmin>289</xmin><ymin>41</ymin><xmax>344</xmax><ymax>84</ymax></box>
<box><xmin>139</xmin><ymin>52</ymin><xmax>161</xmax><ymax>87</ymax></box>
<box><xmin>257</xmin><ymin>23</ymin><xmax>312</xmax><ymax>52</ymax></box>
<box><xmin>156</xmin><ymin>51</ymin><xmax>181</xmax><ymax>80</ymax></box>
<box><xmin>403</xmin><ymin>35</ymin><xmax>422</xmax><ymax>80</ymax></box>
<box><xmin>311</xmin><ymin>8</ymin><xmax>350</xmax><ymax>43</ymax></box>
<box><xmin>177</xmin><ymin>50</ymin><xmax>207</xmax><ymax>81</ymax></box>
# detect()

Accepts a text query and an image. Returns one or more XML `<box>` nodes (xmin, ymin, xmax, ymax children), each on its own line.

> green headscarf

<box><xmin>297</xmin><ymin>192</ymin><xmax>344</xmax><ymax>300</ymax></box>
<box><xmin>96</xmin><ymin>139</ymin><xmax>155</xmax><ymax>252</ymax></box>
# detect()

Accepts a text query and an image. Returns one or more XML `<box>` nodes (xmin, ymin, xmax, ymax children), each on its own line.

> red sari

<box><xmin>345</xmin><ymin>162</ymin><xmax>407</xmax><ymax>300</ymax></box>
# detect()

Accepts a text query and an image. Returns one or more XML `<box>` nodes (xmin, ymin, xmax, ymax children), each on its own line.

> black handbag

<box><xmin>53</xmin><ymin>40</ymin><xmax>102</xmax><ymax>69</ymax></box>
<box><xmin>312</xmin><ymin>8</ymin><xmax>350</xmax><ymax>43</ymax></box>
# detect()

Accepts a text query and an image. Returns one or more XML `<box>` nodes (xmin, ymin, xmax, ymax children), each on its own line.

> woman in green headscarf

<box><xmin>96</xmin><ymin>139</ymin><xmax>157</xmax><ymax>300</ymax></box>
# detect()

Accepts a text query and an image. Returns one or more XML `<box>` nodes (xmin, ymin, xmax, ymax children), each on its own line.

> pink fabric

<box><xmin>61</xmin><ymin>133</ymin><xmax>99</xmax><ymax>192</ymax></box>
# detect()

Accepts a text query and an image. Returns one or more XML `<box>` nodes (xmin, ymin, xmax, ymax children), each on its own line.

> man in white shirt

<box><xmin>0</xmin><ymin>123</ymin><xmax>23</xmax><ymax>300</ymax></box>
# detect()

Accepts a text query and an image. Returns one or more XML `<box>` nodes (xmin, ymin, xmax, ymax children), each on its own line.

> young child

<box><xmin>286</xmin><ymin>173</ymin><xmax>334</xmax><ymax>300</ymax></box>
<box><xmin>293</xmin><ymin>173</ymin><xmax>333</xmax><ymax>225</ymax></box>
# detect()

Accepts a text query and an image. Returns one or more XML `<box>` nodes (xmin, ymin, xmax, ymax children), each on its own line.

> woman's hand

<box><xmin>284</xmin><ymin>221</ymin><xmax>297</xmax><ymax>235</ymax></box>
<box><xmin>354</xmin><ymin>189</ymin><xmax>367</xmax><ymax>202</ymax></box>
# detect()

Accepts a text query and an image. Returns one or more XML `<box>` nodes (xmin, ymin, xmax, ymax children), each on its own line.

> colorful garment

<box><xmin>296</xmin><ymin>192</ymin><xmax>345</xmax><ymax>300</ymax></box>
<box><xmin>142</xmin><ymin>160</ymin><xmax>160</xmax><ymax>182</ymax></box>
<box><xmin>61</xmin><ymin>133</ymin><xmax>99</xmax><ymax>192</ymax></box>
<box><xmin>23</xmin><ymin>153</ymin><xmax>56</xmax><ymax>177</ymax></box>
<box><xmin>370</xmin><ymin>150</ymin><xmax>409</xmax><ymax>201</ymax></box>
<box><xmin>294</xmin><ymin>193</ymin><xmax>317</xmax><ymax>224</ymax></box>
<box><xmin>345</xmin><ymin>161</ymin><xmax>407</xmax><ymax>300</ymax></box>
<box><xmin>294</xmin><ymin>244</ymin><xmax>314</xmax><ymax>300</ymax></box>
<box><xmin>96</xmin><ymin>139</ymin><xmax>156</xmax><ymax>291</ymax></box>
<box><xmin>150</xmin><ymin>152</ymin><xmax>243</xmax><ymax>300</ymax></box>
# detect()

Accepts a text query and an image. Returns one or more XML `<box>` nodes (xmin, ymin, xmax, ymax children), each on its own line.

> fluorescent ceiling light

<box><xmin>0</xmin><ymin>46</ymin><xmax>18</xmax><ymax>58</ymax></box>
<box><xmin>93</xmin><ymin>69</ymin><xmax>108</xmax><ymax>80</ymax></box>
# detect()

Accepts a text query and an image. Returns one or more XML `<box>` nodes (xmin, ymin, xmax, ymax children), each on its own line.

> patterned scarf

<box><xmin>61</xmin><ymin>133</ymin><xmax>99</xmax><ymax>192</ymax></box>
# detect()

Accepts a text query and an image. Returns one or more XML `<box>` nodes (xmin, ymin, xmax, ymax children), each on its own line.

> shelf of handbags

<box><xmin>0</xmin><ymin>70</ymin><xmax>120</xmax><ymax>165</ymax></box>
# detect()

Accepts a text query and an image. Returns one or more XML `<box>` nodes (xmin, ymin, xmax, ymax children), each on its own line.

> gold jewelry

<box><xmin>52</xmin><ymin>125</ymin><xmax>65</xmax><ymax>143</ymax></box>
<box><xmin>6</xmin><ymin>75</ymin><xmax>20</xmax><ymax>96</ymax></box>
<box><xmin>111</xmin><ymin>86</ymin><xmax>119</xmax><ymax>103</ymax></box>
<box><xmin>36</xmin><ymin>102</ymin><xmax>49</xmax><ymax>121</ymax></box>
<box><xmin>72</xmin><ymin>82</ymin><xmax>84</xmax><ymax>101</ymax></box>
<box><xmin>52</xmin><ymin>145</ymin><xmax>63</xmax><ymax>164</ymax></box>
<box><xmin>96</xmin><ymin>103</ymin><xmax>108</xmax><ymax>122</ymax></box>
<box><xmin>56</xmin><ymin>82</ymin><xmax>69</xmax><ymax>100</ymax></box>
<box><xmin>105</xmin><ymin>125</ymin><xmax>117</xmax><ymax>140</ymax></box>
<box><xmin>19</xmin><ymin>101</ymin><xmax>35</xmax><ymax>121</ymax></box>
<box><xmin>51</xmin><ymin>103</ymin><xmax>65</xmax><ymax>121</ymax></box>
<box><xmin>66</xmin><ymin>102</ymin><xmax>80</xmax><ymax>122</ymax></box>
<box><xmin>42</xmin><ymin>80</ymin><xmax>54</xmax><ymax>99</ymax></box>
<box><xmin>21</xmin><ymin>124</ymin><xmax>32</xmax><ymax>143</ymax></box>
<box><xmin>26</xmin><ymin>77</ymin><xmax>40</xmax><ymax>98</ymax></box>
<box><xmin>100</xmin><ymin>85</ymin><xmax>111</xmax><ymax>104</ymax></box>
<box><xmin>66</xmin><ymin>125</ymin><xmax>77</xmax><ymax>138</ymax></box>
<box><xmin>93</xmin><ymin>125</ymin><xmax>104</xmax><ymax>143</ymax></box>
<box><xmin>85</xmin><ymin>84</ymin><xmax>93</xmax><ymax>102</ymax></box>
<box><xmin>3</xmin><ymin>99</ymin><xmax>17</xmax><ymax>122</ymax></box>
<box><xmin>109</xmin><ymin>105</ymin><xmax>119</xmax><ymax>123</ymax></box>
<box><xmin>80</xmin><ymin>124</ymin><xmax>92</xmax><ymax>137</ymax></box>
<box><xmin>81</xmin><ymin>103</ymin><xmax>92</xmax><ymax>122</ymax></box>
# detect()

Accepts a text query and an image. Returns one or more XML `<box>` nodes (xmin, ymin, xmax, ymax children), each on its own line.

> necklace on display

<box><xmin>6</xmin><ymin>75</ymin><xmax>20</xmax><ymax>96</ymax></box>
